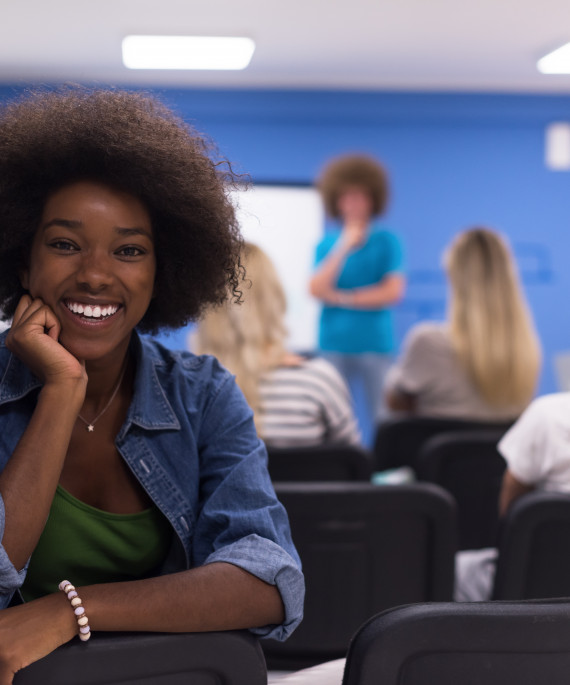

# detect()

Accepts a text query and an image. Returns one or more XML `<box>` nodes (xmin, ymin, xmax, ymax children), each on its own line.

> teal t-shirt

<box><xmin>315</xmin><ymin>226</ymin><xmax>404</xmax><ymax>354</ymax></box>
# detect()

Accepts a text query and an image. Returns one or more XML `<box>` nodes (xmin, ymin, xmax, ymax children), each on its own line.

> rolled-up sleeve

<box><xmin>194</xmin><ymin>371</ymin><xmax>305</xmax><ymax>641</ymax></box>
<box><xmin>205</xmin><ymin>535</ymin><xmax>304</xmax><ymax>640</ymax></box>
<box><xmin>0</xmin><ymin>493</ymin><xmax>28</xmax><ymax>607</ymax></box>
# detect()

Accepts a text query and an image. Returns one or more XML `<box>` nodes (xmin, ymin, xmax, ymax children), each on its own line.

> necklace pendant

<box><xmin>86</xmin><ymin>424</ymin><xmax>95</xmax><ymax>433</ymax></box>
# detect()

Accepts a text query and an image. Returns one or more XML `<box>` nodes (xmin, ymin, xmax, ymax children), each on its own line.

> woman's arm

<box><xmin>309</xmin><ymin>242</ymin><xmax>351</xmax><ymax>300</ymax></box>
<box><xmin>498</xmin><ymin>469</ymin><xmax>535</xmax><ymax>518</ymax></box>
<box><xmin>309</xmin><ymin>223</ymin><xmax>366</xmax><ymax>300</ymax></box>
<box><xmin>330</xmin><ymin>273</ymin><xmax>405</xmax><ymax>310</ymax></box>
<box><xmin>0</xmin><ymin>296</ymin><xmax>86</xmax><ymax>571</ymax></box>
<box><xmin>0</xmin><ymin>564</ymin><xmax>284</xmax><ymax>684</ymax></box>
<box><xmin>314</xmin><ymin>360</ymin><xmax>361</xmax><ymax>445</ymax></box>
<box><xmin>385</xmin><ymin>386</ymin><xmax>416</xmax><ymax>412</ymax></box>
<box><xmin>383</xmin><ymin>326</ymin><xmax>436</xmax><ymax>414</ymax></box>
<box><xmin>83</xmin><ymin>563</ymin><xmax>284</xmax><ymax>632</ymax></box>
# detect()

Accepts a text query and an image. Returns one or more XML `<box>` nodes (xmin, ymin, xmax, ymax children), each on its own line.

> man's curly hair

<box><xmin>0</xmin><ymin>87</ymin><xmax>243</xmax><ymax>333</ymax></box>
<box><xmin>317</xmin><ymin>154</ymin><xmax>389</xmax><ymax>219</ymax></box>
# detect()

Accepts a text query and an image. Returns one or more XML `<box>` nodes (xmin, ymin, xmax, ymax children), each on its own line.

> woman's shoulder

<box><xmin>369</xmin><ymin>224</ymin><xmax>402</xmax><ymax>243</ymax></box>
<box><xmin>404</xmin><ymin>321</ymin><xmax>450</xmax><ymax>349</ymax></box>
<box><xmin>139</xmin><ymin>335</ymin><xmax>234</xmax><ymax>394</ymax></box>
<box><xmin>275</xmin><ymin>354</ymin><xmax>350</xmax><ymax>394</ymax></box>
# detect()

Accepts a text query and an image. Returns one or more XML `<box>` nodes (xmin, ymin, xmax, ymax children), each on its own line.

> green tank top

<box><xmin>21</xmin><ymin>485</ymin><xmax>173</xmax><ymax>602</ymax></box>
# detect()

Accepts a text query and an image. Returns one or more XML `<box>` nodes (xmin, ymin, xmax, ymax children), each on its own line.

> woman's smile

<box><xmin>61</xmin><ymin>298</ymin><xmax>123</xmax><ymax>329</ymax></box>
<box><xmin>64</xmin><ymin>300</ymin><xmax>121</xmax><ymax>319</ymax></box>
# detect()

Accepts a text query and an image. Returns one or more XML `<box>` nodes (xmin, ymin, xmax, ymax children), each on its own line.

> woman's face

<box><xmin>21</xmin><ymin>180</ymin><xmax>156</xmax><ymax>363</ymax></box>
<box><xmin>336</xmin><ymin>186</ymin><xmax>373</xmax><ymax>223</ymax></box>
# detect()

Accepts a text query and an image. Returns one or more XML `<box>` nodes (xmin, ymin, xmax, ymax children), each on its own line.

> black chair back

<box><xmin>373</xmin><ymin>416</ymin><xmax>512</xmax><ymax>472</ymax></box>
<box><xmin>267</xmin><ymin>444</ymin><xmax>373</xmax><ymax>481</ymax></box>
<box><xmin>343</xmin><ymin>599</ymin><xmax>570</xmax><ymax>685</ymax></box>
<box><xmin>416</xmin><ymin>430</ymin><xmax>507</xmax><ymax>549</ymax></box>
<box><xmin>493</xmin><ymin>491</ymin><xmax>570</xmax><ymax>600</ymax></box>
<box><xmin>264</xmin><ymin>482</ymin><xmax>456</xmax><ymax>669</ymax></box>
<box><xmin>14</xmin><ymin>630</ymin><xmax>266</xmax><ymax>685</ymax></box>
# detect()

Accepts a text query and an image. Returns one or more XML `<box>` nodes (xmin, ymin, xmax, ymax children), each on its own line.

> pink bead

<box><xmin>67</xmin><ymin>590</ymin><xmax>78</xmax><ymax>599</ymax></box>
<box><xmin>58</xmin><ymin>580</ymin><xmax>71</xmax><ymax>592</ymax></box>
<box><xmin>79</xmin><ymin>625</ymin><xmax>90</xmax><ymax>634</ymax></box>
<box><xmin>74</xmin><ymin>606</ymin><xmax>85</xmax><ymax>616</ymax></box>
<box><xmin>79</xmin><ymin>631</ymin><xmax>91</xmax><ymax>642</ymax></box>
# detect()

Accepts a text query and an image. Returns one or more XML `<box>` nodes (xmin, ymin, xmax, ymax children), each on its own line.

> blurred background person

<box><xmin>194</xmin><ymin>242</ymin><xmax>361</xmax><ymax>449</ymax></box>
<box><xmin>385</xmin><ymin>227</ymin><xmax>541</xmax><ymax>420</ymax></box>
<box><xmin>309</xmin><ymin>154</ymin><xmax>405</xmax><ymax>447</ymax></box>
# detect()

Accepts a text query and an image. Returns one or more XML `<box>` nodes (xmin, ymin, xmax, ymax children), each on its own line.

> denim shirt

<box><xmin>0</xmin><ymin>330</ymin><xmax>304</xmax><ymax>641</ymax></box>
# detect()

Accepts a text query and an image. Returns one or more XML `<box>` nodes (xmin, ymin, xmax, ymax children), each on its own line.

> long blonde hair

<box><xmin>193</xmin><ymin>243</ymin><xmax>288</xmax><ymax>431</ymax></box>
<box><xmin>445</xmin><ymin>227</ymin><xmax>541</xmax><ymax>408</ymax></box>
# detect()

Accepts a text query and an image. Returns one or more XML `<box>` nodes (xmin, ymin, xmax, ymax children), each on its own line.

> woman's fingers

<box><xmin>10</xmin><ymin>294</ymin><xmax>34</xmax><ymax>328</ymax></box>
<box><xmin>5</xmin><ymin>296</ymin><xmax>84</xmax><ymax>385</ymax></box>
<box><xmin>11</xmin><ymin>297</ymin><xmax>50</xmax><ymax>331</ymax></box>
<box><xmin>9</xmin><ymin>298</ymin><xmax>61</xmax><ymax>340</ymax></box>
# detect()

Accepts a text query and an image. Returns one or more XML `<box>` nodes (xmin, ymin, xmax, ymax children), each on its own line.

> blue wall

<box><xmin>2</xmin><ymin>85</ymin><xmax>570</xmax><ymax>395</ymax></box>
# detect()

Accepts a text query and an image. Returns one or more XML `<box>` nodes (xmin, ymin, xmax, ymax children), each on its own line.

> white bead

<box><xmin>71</xmin><ymin>597</ymin><xmax>82</xmax><ymax>607</ymax></box>
<box><xmin>77</xmin><ymin>616</ymin><xmax>89</xmax><ymax>626</ymax></box>
<box><xmin>79</xmin><ymin>631</ymin><xmax>91</xmax><ymax>641</ymax></box>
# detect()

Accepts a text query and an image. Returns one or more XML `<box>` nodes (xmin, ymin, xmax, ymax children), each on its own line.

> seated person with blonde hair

<box><xmin>385</xmin><ymin>227</ymin><xmax>541</xmax><ymax>420</ymax></box>
<box><xmin>194</xmin><ymin>243</ymin><xmax>361</xmax><ymax>448</ymax></box>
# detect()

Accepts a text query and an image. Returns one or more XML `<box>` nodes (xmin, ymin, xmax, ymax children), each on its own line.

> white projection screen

<box><xmin>230</xmin><ymin>184</ymin><xmax>324</xmax><ymax>352</ymax></box>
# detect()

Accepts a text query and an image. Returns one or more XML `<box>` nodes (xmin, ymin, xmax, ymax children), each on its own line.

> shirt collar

<box><xmin>123</xmin><ymin>331</ymin><xmax>181</xmax><ymax>433</ymax></box>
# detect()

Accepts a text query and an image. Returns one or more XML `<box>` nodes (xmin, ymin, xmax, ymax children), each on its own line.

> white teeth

<box><xmin>66</xmin><ymin>302</ymin><xmax>119</xmax><ymax>318</ymax></box>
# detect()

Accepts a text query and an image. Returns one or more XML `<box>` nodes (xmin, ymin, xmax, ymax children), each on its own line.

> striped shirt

<box><xmin>258</xmin><ymin>356</ymin><xmax>361</xmax><ymax>448</ymax></box>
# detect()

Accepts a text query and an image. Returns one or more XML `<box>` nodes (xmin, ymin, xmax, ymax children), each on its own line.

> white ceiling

<box><xmin>2</xmin><ymin>0</ymin><xmax>570</xmax><ymax>92</ymax></box>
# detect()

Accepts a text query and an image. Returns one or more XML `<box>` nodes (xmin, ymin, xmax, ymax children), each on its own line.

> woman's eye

<box><xmin>118</xmin><ymin>246</ymin><xmax>145</xmax><ymax>257</ymax></box>
<box><xmin>49</xmin><ymin>240</ymin><xmax>77</xmax><ymax>251</ymax></box>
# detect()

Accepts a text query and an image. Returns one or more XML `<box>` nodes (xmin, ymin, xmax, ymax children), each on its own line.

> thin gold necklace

<box><xmin>77</xmin><ymin>362</ymin><xmax>128</xmax><ymax>433</ymax></box>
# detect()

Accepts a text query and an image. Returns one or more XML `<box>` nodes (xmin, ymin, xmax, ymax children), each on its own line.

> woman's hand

<box><xmin>341</xmin><ymin>220</ymin><xmax>368</xmax><ymax>252</ymax></box>
<box><xmin>0</xmin><ymin>594</ymin><xmax>76</xmax><ymax>685</ymax></box>
<box><xmin>5</xmin><ymin>295</ymin><xmax>86</xmax><ymax>388</ymax></box>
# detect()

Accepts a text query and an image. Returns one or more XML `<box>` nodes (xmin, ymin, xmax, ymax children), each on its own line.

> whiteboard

<box><xmin>230</xmin><ymin>185</ymin><xmax>324</xmax><ymax>351</ymax></box>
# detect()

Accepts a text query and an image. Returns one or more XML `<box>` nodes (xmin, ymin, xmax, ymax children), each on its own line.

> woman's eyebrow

<box><xmin>40</xmin><ymin>220</ymin><xmax>151</xmax><ymax>238</ymax></box>
<box><xmin>41</xmin><ymin>218</ymin><xmax>82</xmax><ymax>231</ymax></box>
<box><xmin>115</xmin><ymin>226</ymin><xmax>152</xmax><ymax>238</ymax></box>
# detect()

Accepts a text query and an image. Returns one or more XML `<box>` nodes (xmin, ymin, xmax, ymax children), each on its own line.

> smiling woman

<box><xmin>0</xmin><ymin>88</ymin><xmax>303</xmax><ymax>683</ymax></box>
<box><xmin>22</xmin><ymin>181</ymin><xmax>157</xmax><ymax>365</ymax></box>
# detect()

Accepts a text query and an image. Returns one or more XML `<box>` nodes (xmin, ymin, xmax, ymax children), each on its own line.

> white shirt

<box><xmin>498</xmin><ymin>393</ymin><xmax>570</xmax><ymax>492</ymax></box>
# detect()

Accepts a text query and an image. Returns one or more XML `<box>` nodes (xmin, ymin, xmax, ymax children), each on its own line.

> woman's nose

<box><xmin>76</xmin><ymin>250</ymin><xmax>113</xmax><ymax>291</ymax></box>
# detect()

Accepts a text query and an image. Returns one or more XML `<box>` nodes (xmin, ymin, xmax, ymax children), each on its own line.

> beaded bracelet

<box><xmin>59</xmin><ymin>580</ymin><xmax>91</xmax><ymax>642</ymax></box>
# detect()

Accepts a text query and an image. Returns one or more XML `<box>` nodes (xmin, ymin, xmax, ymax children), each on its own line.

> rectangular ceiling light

<box><xmin>537</xmin><ymin>42</ymin><xmax>570</xmax><ymax>74</ymax></box>
<box><xmin>122</xmin><ymin>35</ymin><xmax>255</xmax><ymax>70</ymax></box>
